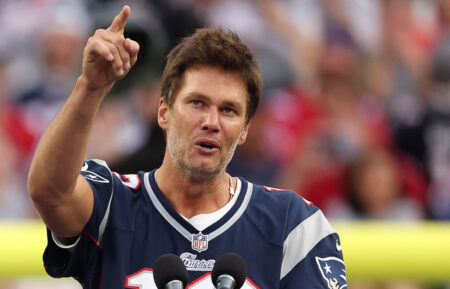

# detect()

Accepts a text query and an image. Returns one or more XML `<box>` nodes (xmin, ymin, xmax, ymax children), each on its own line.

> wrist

<box><xmin>76</xmin><ymin>76</ymin><xmax>114</xmax><ymax>98</ymax></box>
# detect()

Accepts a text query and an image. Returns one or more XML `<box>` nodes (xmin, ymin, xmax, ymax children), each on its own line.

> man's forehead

<box><xmin>175</xmin><ymin>66</ymin><xmax>247</xmax><ymax>103</ymax></box>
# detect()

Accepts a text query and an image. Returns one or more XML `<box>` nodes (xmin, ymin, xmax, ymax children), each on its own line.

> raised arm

<box><xmin>27</xmin><ymin>6</ymin><xmax>139</xmax><ymax>238</ymax></box>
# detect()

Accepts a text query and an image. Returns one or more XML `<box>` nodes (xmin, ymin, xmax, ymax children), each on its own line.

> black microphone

<box><xmin>211</xmin><ymin>253</ymin><xmax>247</xmax><ymax>289</ymax></box>
<box><xmin>153</xmin><ymin>254</ymin><xmax>189</xmax><ymax>289</ymax></box>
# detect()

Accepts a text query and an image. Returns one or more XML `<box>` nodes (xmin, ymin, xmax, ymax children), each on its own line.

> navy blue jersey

<box><xmin>43</xmin><ymin>159</ymin><xmax>347</xmax><ymax>289</ymax></box>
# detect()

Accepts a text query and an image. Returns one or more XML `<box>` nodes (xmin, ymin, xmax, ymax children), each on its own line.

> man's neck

<box><xmin>155</xmin><ymin>162</ymin><xmax>233</xmax><ymax>219</ymax></box>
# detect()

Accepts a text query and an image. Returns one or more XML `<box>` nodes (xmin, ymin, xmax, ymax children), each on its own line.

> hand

<box><xmin>81</xmin><ymin>5</ymin><xmax>139</xmax><ymax>91</ymax></box>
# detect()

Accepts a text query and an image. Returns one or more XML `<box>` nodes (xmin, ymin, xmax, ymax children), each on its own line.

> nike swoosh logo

<box><xmin>336</xmin><ymin>240</ymin><xmax>342</xmax><ymax>251</ymax></box>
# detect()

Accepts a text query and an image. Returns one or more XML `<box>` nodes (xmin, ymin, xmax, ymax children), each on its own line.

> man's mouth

<box><xmin>195</xmin><ymin>139</ymin><xmax>220</xmax><ymax>151</ymax></box>
<box><xmin>200</xmin><ymin>143</ymin><xmax>215</xmax><ymax>149</ymax></box>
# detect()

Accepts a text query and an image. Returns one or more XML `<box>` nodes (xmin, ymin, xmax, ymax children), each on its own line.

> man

<box><xmin>28</xmin><ymin>6</ymin><xmax>347</xmax><ymax>289</ymax></box>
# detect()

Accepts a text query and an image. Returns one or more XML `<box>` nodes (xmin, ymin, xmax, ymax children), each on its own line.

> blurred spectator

<box><xmin>382</xmin><ymin>0</ymin><xmax>439</xmax><ymax>130</ymax></box>
<box><xmin>193</xmin><ymin>0</ymin><xmax>296</xmax><ymax>93</ymax></box>
<box><xmin>109</xmin><ymin>80</ymin><xmax>166</xmax><ymax>173</ymax></box>
<box><xmin>16</xmin><ymin>1</ymin><xmax>90</xmax><ymax>142</ymax></box>
<box><xmin>86</xmin><ymin>0</ymin><xmax>203</xmax><ymax>51</ymax></box>
<box><xmin>266</xmin><ymin>29</ymin><xmax>393</xmax><ymax>213</ymax></box>
<box><xmin>328</xmin><ymin>148</ymin><xmax>424</xmax><ymax>220</ymax></box>
<box><xmin>426</xmin><ymin>38</ymin><xmax>450</xmax><ymax>220</ymax></box>
<box><xmin>0</xmin><ymin>0</ymin><xmax>92</xmax><ymax>95</ymax></box>
<box><xmin>148</xmin><ymin>0</ymin><xmax>204</xmax><ymax>50</ymax></box>
<box><xmin>0</xmin><ymin>62</ymin><xmax>33</xmax><ymax>219</ymax></box>
<box><xmin>394</xmin><ymin>37</ymin><xmax>450</xmax><ymax>220</ymax></box>
<box><xmin>85</xmin><ymin>89</ymin><xmax>148</xmax><ymax>166</ymax></box>
<box><xmin>254</xmin><ymin>0</ymin><xmax>431</xmax><ymax>220</ymax></box>
<box><xmin>227</xmin><ymin>109</ymin><xmax>279</xmax><ymax>186</ymax></box>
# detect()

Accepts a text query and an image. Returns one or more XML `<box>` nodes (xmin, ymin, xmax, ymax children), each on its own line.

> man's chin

<box><xmin>186</xmin><ymin>167</ymin><xmax>220</xmax><ymax>182</ymax></box>
<box><xmin>182</xmin><ymin>162</ymin><xmax>224</xmax><ymax>182</ymax></box>
<box><xmin>174</xmin><ymin>156</ymin><xmax>228</xmax><ymax>181</ymax></box>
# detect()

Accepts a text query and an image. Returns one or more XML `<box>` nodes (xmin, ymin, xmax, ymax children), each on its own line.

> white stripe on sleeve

<box><xmin>280</xmin><ymin>210</ymin><xmax>335</xmax><ymax>279</ymax></box>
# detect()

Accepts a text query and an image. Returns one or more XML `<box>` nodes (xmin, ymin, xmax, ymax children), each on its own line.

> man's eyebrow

<box><xmin>222</xmin><ymin>100</ymin><xmax>240</xmax><ymax>108</ymax></box>
<box><xmin>184</xmin><ymin>92</ymin><xmax>244</xmax><ymax>110</ymax></box>
<box><xmin>184</xmin><ymin>92</ymin><xmax>209</xmax><ymax>100</ymax></box>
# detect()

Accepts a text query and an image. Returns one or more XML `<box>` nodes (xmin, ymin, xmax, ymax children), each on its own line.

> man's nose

<box><xmin>201</xmin><ymin>108</ymin><xmax>220</xmax><ymax>132</ymax></box>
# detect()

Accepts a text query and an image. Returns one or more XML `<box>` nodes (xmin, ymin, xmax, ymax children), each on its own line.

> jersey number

<box><xmin>113</xmin><ymin>172</ymin><xmax>141</xmax><ymax>190</ymax></box>
<box><xmin>125</xmin><ymin>269</ymin><xmax>259</xmax><ymax>289</ymax></box>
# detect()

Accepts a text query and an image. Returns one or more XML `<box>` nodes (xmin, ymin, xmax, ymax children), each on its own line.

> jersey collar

<box><xmin>143</xmin><ymin>170</ymin><xmax>253</xmax><ymax>242</ymax></box>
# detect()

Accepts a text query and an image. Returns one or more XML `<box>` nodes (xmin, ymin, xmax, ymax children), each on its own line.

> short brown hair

<box><xmin>161</xmin><ymin>28</ymin><xmax>262</xmax><ymax>124</ymax></box>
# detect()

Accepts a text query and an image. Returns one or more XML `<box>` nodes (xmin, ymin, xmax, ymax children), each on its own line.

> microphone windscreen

<box><xmin>153</xmin><ymin>254</ymin><xmax>188</xmax><ymax>289</ymax></box>
<box><xmin>212</xmin><ymin>253</ymin><xmax>247</xmax><ymax>288</ymax></box>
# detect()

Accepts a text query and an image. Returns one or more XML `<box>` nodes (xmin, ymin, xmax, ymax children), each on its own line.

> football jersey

<box><xmin>43</xmin><ymin>159</ymin><xmax>347</xmax><ymax>289</ymax></box>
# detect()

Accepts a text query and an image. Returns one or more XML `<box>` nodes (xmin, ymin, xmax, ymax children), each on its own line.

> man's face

<box><xmin>158</xmin><ymin>65</ymin><xmax>249</xmax><ymax>181</ymax></box>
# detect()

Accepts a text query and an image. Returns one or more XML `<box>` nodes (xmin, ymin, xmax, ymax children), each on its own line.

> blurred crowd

<box><xmin>3</xmin><ymin>0</ymin><xmax>449</xmax><ymax>220</ymax></box>
<box><xmin>0</xmin><ymin>0</ymin><xmax>450</xmax><ymax>287</ymax></box>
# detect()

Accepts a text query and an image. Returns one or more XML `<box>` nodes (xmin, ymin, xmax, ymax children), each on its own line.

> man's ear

<box><xmin>238</xmin><ymin>122</ymin><xmax>251</xmax><ymax>145</ymax></box>
<box><xmin>157</xmin><ymin>99</ymin><xmax>169</xmax><ymax>130</ymax></box>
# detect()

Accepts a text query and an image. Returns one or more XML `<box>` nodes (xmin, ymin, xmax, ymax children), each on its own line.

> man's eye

<box><xmin>223</xmin><ymin>107</ymin><xmax>236</xmax><ymax>114</ymax></box>
<box><xmin>192</xmin><ymin>100</ymin><xmax>202</xmax><ymax>106</ymax></box>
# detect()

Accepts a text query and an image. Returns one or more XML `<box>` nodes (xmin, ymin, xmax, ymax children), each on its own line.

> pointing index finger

<box><xmin>108</xmin><ymin>5</ymin><xmax>130</xmax><ymax>33</ymax></box>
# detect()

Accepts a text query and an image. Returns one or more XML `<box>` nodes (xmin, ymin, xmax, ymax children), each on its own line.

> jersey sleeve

<box><xmin>280</xmin><ymin>197</ymin><xmax>347</xmax><ymax>289</ymax></box>
<box><xmin>43</xmin><ymin>159</ymin><xmax>116</xmax><ymax>285</ymax></box>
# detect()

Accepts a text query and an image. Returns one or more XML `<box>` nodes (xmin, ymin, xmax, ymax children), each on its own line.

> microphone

<box><xmin>211</xmin><ymin>253</ymin><xmax>247</xmax><ymax>289</ymax></box>
<box><xmin>153</xmin><ymin>254</ymin><xmax>189</xmax><ymax>289</ymax></box>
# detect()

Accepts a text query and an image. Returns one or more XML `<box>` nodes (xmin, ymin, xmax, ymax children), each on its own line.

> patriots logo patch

<box><xmin>315</xmin><ymin>256</ymin><xmax>347</xmax><ymax>289</ymax></box>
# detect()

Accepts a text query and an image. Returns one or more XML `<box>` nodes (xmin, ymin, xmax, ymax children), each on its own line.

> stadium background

<box><xmin>1</xmin><ymin>0</ymin><xmax>450</xmax><ymax>288</ymax></box>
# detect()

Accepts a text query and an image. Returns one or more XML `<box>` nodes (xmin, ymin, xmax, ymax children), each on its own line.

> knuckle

<box><xmin>87</xmin><ymin>36</ymin><xmax>97</xmax><ymax>46</ymax></box>
<box><xmin>113</xmin><ymin>35</ymin><xmax>124</xmax><ymax>45</ymax></box>
<box><xmin>115</xmin><ymin>64</ymin><xmax>124</xmax><ymax>71</ymax></box>
<box><xmin>108</xmin><ymin>44</ymin><xmax>118</xmax><ymax>53</ymax></box>
<box><xmin>86</xmin><ymin>39</ymin><xmax>100</xmax><ymax>52</ymax></box>
<box><xmin>90</xmin><ymin>38</ymin><xmax>100</xmax><ymax>46</ymax></box>
<box><xmin>94</xmin><ymin>29</ymin><xmax>104</xmax><ymax>35</ymax></box>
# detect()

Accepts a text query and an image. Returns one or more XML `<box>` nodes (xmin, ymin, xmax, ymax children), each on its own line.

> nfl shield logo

<box><xmin>191</xmin><ymin>233</ymin><xmax>208</xmax><ymax>252</ymax></box>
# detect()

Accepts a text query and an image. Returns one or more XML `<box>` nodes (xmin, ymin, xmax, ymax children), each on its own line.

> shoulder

<box><xmin>249</xmin><ymin>181</ymin><xmax>337</xmax><ymax>238</ymax></box>
<box><xmin>255</xmin><ymin>184</ymin><xmax>313</xmax><ymax>206</ymax></box>
<box><xmin>243</xmin><ymin>180</ymin><xmax>334</xmax><ymax>238</ymax></box>
<box><xmin>81</xmin><ymin>159</ymin><xmax>146</xmax><ymax>193</ymax></box>
<box><xmin>81</xmin><ymin>159</ymin><xmax>113</xmax><ymax>183</ymax></box>
<box><xmin>81</xmin><ymin>160</ymin><xmax>151</xmax><ymax>231</ymax></box>
<box><xmin>250</xmin><ymin>182</ymin><xmax>320</xmax><ymax>220</ymax></box>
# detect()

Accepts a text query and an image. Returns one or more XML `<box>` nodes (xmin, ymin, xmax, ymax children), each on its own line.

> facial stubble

<box><xmin>166</xmin><ymin>116</ymin><xmax>243</xmax><ymax>182</ymax></box>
